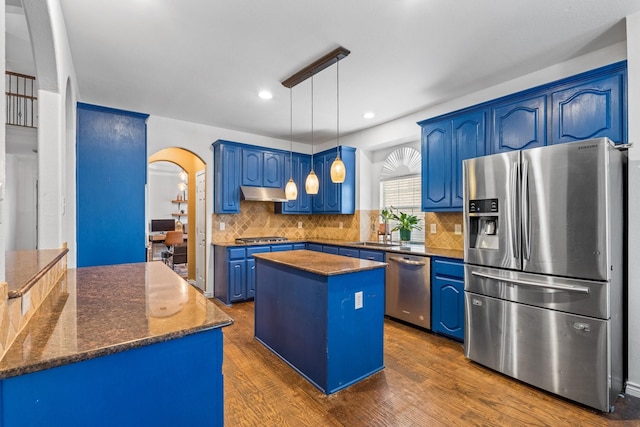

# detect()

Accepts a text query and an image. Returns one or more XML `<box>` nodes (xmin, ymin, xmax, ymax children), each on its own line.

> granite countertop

<box><xmin>5</xmin><ymin>248</ymin><xmax>69</xmax><ymax>298</ymax></box>
<box><xmin>0</xmin><ymin>262</ymin><xmax>233</xmax><ymax>380</ymax></box>
<box><xmin>253</xmin><ymin>249</ymin><xmax>387</xmax><ymax>276</ymax></box>
<box><xmin>212</xmin><ymin>238</ymin><xmax>463</xmax><ymax>260</ymax></box>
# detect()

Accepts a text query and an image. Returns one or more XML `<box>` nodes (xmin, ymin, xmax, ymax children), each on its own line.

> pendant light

<box><xmin>330</xmin><ymin>58</ymin><xmax>346</xmax><ymax>183</ymax></box>
<box><xmin>285</xmin><ymin>88</ymin><xmax>298</xmax><ymax>200</ymax></box>
<box><xmin>305</xmin><ymin>75</ymin><xmax>319</xmax><ymax>195</ymax></box>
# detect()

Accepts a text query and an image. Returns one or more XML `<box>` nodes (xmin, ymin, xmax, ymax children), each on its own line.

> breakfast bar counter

<box><xmin>252</xmin><ymin>250</ymin><xmax>386</xmax><ymax>394</ymax></box>
<box><xmin>0</xmin><ymin>261</ymin><xmax>233</xmax><ymax>426</ymax></box>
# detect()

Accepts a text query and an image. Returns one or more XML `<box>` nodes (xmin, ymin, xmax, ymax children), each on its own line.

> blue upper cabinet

<box><xmin>241</xmin><ymin>148</ymin><xmax>284</xmax><ymax>188</ymax></box>
<box><xmin>421</xmin><ymin>120</ymin><xmax>452</xmax><ymax>210</ymax></box>
<box><xmin>451</xmin><ymin>111</ymin><xmax>486</xmax><ymax>208</ymax></box>
<box><xmin>421</xmin><ymin>110</ymin><xmax>485</xmax><ymax>211</ymax></box>
<box><xmin>419</xmin><ymin>61</ymin><xmax>626</xmax><ymax>213</ymax></box>
<box><xmin>311</xmin><ymin>146</ymin><xmax>356</xmax><ymax>214</ymax></box>
<box><xmin>76</xmin><ymin>103</ymin><xmax>149</xmax><ymax>267</ymax></box>
<box><xmin>213</xmin><ymin>140</ymin><xmax>242</xmax><ymax>214</ymax></box>
<box><xmin>491</xmin><ymin>95</ymin><xmax>546</xmax><ymax>153</ymax></box>
<box><xmin>550</xmin><ymin>73</ymin><xmax>624</xmax><ymax>145</ymax></box>
<box><xmin>277</xmin><ymin>153</ymin><xmax>312</xmax><ymax>214</ymax></box>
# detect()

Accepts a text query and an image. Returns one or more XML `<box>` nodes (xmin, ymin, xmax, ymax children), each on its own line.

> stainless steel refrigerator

<box><xmin>463</xmin><ymin>137</ymin><xmax>625</xmax><ymax>412</ymax></box>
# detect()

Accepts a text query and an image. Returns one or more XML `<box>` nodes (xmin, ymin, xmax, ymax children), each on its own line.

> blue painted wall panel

<box><xmin>76</xmin><ymin>103</ymin><xmax>148</xmax><ymax>267</ymax></box>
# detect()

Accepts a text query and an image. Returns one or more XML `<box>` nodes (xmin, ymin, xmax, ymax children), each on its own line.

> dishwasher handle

<box><xmin>471</xmin><ymin>271</ymin><xmax>590</xmax><ymax>294</ymax></box>
<box><xmin>388</xmin><ymin>256</ymin><xmax>426</xmax><ymax>266</ymax></box>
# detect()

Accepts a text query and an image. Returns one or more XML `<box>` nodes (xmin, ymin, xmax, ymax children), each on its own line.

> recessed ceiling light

<box><xmin>363</xmin><ymin>112</ymin><xmax>375</xmax><ymax>119</ymax></box>
<box><xmin>258</xmin><ymin>90</ymin><xmax>273</xmax><ymax>100</ymax></box>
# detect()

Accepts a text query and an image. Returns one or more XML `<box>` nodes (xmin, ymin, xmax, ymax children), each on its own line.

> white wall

<box><xmin>4</xmin><ymin>154</ymin><xmax>38</xmax><ymax>250</ymax></box>
<box><xmin>148</xmin><ymin>164</ymin><xmax>187</xmax><ymax>226</ymax></box>
<box><xmin>625</xmin><ymin>11</ymin><xmax>640</xmax><ymax>398</ymax></box>
<box><xmin>0</xmin><ymin>4</ymin><xmax>5</xmax><ymax>281</ymax></box>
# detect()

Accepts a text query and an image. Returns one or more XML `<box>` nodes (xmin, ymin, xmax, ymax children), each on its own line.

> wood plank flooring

<box><xmin>212</xmin><ymin>299</ymin><xmax>640</xmax><ymax>426</ymax></box>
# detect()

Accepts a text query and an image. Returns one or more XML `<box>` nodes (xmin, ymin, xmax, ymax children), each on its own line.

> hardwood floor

<box><xmin>211</xmin><ymin>299</ymin><xmax>640</xmax><ymax>426</ymax></box>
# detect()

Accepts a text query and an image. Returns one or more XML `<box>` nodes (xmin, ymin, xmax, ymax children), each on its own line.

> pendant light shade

<box><xmin>305</xmin><ymin>170</ymin><xmax>319</xmax><ymax>194</ymax></box>
<box><xmin>285</xmin><ymin>178</ymin><xmax>298</xmax><ymax>200</ymax></box>
<box><xmin>330</xmin><ymin>58</ymin><xmax>346</xmax><ymax>183</ymax></box>
<box><xmin>330</xmin><ymin>155</ymin><xmax>346</xmax><ymax>183</ymax></box>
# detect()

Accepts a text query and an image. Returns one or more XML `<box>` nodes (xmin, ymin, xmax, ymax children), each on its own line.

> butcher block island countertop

<box><xmin>252</xmin><ymin>250</ymin><xmax>387</xmax><ymax>394</ymax></box>
<box><xmin>0</xmin><ymin>262</ymin><xmax>233</xmax><ymax>426</ymax></box>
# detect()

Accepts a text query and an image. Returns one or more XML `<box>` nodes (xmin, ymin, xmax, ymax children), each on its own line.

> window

<box><xmin>379</xmin><ymin>147</ymin><xmax>424</xmax><ymax>243</ymax></box>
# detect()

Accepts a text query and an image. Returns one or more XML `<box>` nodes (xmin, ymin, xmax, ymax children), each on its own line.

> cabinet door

<box><xmin>246</xmin><ymin>258</ymin><xmax>256</xmax><ymax>299</ymax></box>
<box><xmin>214</xmin><ymin>142</ymin><xmax>241</xmax><ymax>214</ymax></box>
<box><xmin>297</xmin><ymin>155</ymin><xmax>312</xmax><ymax>212</ymax></box>
<box><xmin>432</xmin><ymin>277</ymin><xmax>465</xmax><ymax>341</ymax></box>
<box><xmin>359</xmin><ymin>250</ymin><xmax>384</xmax><ymax>262</ymax></box>
<box><xmin>451</xmin><ymin>111</ymin><xmax>486</xmax><ymax>208</ymax></box>
<box><xmin>241</xmin><ymin>148</ymin><xmax>263</xmax><ymax>186</ymax></box>
<box><xmin>421</xmin><ymin>120</ymin><xmax>451</xmax><ymax>210</ymax></box>
<box><xmin>311</xmin><ymin>155</ymin><xmax>326</xmax><ymax>212</ymax></box>
<box><xmin>323</xmin><ymin>153</ymin><xmax>341</xmax><ymax>212</ymax></box>
<box><xmin>263</xmin><ymin>151</ymin><xmax>284</xmax><ymax>188</ymax></box>
<box><xmin>322</xmin><ymin>245</ymin><xmax>339</xmax><ymax>255</ymax></box>
<box><xmin>550</xmin><ymin>74</ymin><xmax>624</xmax><ymax>144</ymax></box>
<box><xmin>492</xmin><ymin>95</ymin><xmax>545</xmax><ymax>153</ymax></box>
<box><xmin>228</xmin><ymin>260</ymin><xmax>246</xmax><ymax>302</ymax></box>
<box><xmin>307</xmin><ymin>243</ymin><xmax>323</xmax><ymax>252</ymax></box>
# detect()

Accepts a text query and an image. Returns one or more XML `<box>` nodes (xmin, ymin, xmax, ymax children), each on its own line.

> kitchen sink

<box><xmin>351</xmin><ymin>241</ymin><xmax>401</xmax><ymax>248</ymax></box>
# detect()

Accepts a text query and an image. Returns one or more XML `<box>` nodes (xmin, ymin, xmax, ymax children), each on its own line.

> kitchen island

<box><xmin>252</xmin><ymin>250</ymin><xmax>386</xmax><ymax>394</ymax></box>
<box><xmin>0</xmin><ymin>262</ymin><xmax>233</xmax><ymax>426</ymax></box>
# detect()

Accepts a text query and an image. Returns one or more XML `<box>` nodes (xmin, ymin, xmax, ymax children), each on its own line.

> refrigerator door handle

<box><xmin>510</xmin><ymin>162</ymin><xmax>519</xmax><ymax>259</ymax></box>
<box><xmin>471</xmin><ymin>271</ymin><xmax>591</xmax><ymax>294</ymax></box>
<box><xmin>521</xmin><ymin>160</ymin><xmax>531</xmax><ymax>260</ymax></box>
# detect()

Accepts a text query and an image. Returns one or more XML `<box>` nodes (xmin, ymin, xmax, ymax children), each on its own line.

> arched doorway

<box><xmin>149</xmin><ymin>148</ymin><xmax>206</xmax><ymax>290</ymax></box>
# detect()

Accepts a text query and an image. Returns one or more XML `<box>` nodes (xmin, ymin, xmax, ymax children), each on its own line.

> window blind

<box><xmin>379</xmin><ymin>175</ymin><xmax>425</xmax><ymax>243</ymax></box>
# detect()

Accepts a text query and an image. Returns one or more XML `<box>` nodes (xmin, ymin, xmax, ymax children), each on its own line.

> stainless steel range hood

<box><xmin>240</xmin><ymin>186</ymin><xmax>288</xmax><ymax>202</ymax></box>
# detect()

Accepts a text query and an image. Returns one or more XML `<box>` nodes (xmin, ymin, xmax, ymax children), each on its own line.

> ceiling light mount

<box><xmin>281</xmin><ymin>46</ymin><xmax>350</xmax><ymax>88</ymax></box>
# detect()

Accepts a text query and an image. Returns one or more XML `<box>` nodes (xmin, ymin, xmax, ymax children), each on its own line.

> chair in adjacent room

<box><xmin>161</xmin><ymin>230</ymin><xmax>184</xmax><ymax>270</ymax></box>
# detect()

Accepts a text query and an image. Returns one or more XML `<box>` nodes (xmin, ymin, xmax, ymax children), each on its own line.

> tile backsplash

<box><xmin>211</xmin><ymin>202</ymin><xmax>464</xmax><ymax>251</ymax></box>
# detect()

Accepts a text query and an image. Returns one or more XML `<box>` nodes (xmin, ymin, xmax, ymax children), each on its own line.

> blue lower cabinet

<box><xmin>431</xmin><ymin>257</ymin><xmax>465</xmax><ymax>341</ymax></box>
<box><xmin>214</xmin><ymin>243</ymin><xmax>304</xmax><ymax>304</ymax></box>
<box><xmin>322</xmin><ymin>246</ymin><xmax>340</xmax><ymax>255</ymax></box>
<box><xmin>359</xmin><ymin>250</ymin><xmax>385</xmax><ymax>262</ymax></box>
<box><xmin>1</xmin><ymin>329</ymin><xmax>225</xmax><ymax>426</ymax></box>
<box><xmin>338</xmin><ymin>247</ymin><xmax>359</xmax><ymax>258</ymax></box>
<box><xmin>307</xmin><ymin>243</ymin><xmax>323</xmax><ymax>252</ymax></box>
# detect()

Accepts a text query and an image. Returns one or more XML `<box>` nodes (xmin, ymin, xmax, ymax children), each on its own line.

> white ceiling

<box><xmin>7</xmin><ymin>1</ymin><xmax>640</xmax><ymax>145</ymax></box>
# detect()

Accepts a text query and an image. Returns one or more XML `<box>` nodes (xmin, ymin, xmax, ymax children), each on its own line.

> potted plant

<box><xmin>379</xmin><ymin>207</ymin><xmax>395</xmax><ymax>238</ymax></box>
<box><xmin>391</xmin><ymin>209</ymin><xmax>422</xmax><ymax>244</ymax></box>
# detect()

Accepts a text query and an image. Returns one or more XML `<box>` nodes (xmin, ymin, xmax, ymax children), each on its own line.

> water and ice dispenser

<box><xmin>467</xmin><ymin>199</ymin><xmax>499</xmax><ymax>250</ymax></box>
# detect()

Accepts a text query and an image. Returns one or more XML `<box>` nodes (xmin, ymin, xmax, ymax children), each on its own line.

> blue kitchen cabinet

<box><xmin>322</xmin><ymin>245</ymin><xmax>340</xmax><ymax>255</ymax></box>
<box><xmin>214</xmin><ymin>243</ymin><xmax>304</xmax><ymax>304</ymax></box>
<box><xmin>307</xmin><ymin>243</ymin><xmax>323</xmax><ymax>252</ymax></box>
<box><xmin>420</xmin><ymin>110</ymin><xmax>485</xmax><ymax>211</ymax></box>
<box><xmin>491</xmin><ymin>95</ymin><xmax>546</xmax><ymax>153</ymax></box>
<box><xmin>311</xmin><ymin>146</ymin><xmax>356</xmax><ymax>214</ymax></box>
<box><xmin>242</xmin><ymin>147</ymin><xmax>284</xmax><ymax>188</ymax></box>
<box><xmin>451</xmin><ymin>111</ymin><xmax>486</xmax><ymax>208</ymax></box>
<box><xmin>213</xmin><ymin>140</ymin><xmax>242</xmax><ymax>214</ymax></box>
<box><xmin>421</xmin><ymin>120</ymin><xmax>451</xmax><ymax>211</ymax></box>
<box><xmin>338</xmin><ymin>247</ymin><xmax>360</xmax><ymax>258</ymax></box>
<box><xmin>276</xmin><ymin>153</ymin><xmax>312</xmax><ymax>214</ymax></box>
<box><xmin>431</xmin><ymin>257</ymin><xmax>464</xmax><ymax>341</ymax></box>
<box><xmin>550</xmin><ymin>73</ymin><xmax>624</xmax><ymax>145</ymax></box>
<box><xmin>359</xmin><ymin>249</ymin><xmax>385</xmax><ymax>262</ymax></box>
<box><xmin>76</xmin><ymin>103</ymin><xmax>149</xmax><ymax>267</ymax></box>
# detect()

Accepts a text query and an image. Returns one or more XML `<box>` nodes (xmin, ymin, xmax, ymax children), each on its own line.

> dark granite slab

<box><xmin>252</xmin><ymin>249</ymin><xmax>387</xmax><ymax>276</ymax></box>
<box><xmin>213</xmin><ymin>238</ymin><xmax>463</xmax><ymax>260</ymax></box>
<box><xmin>5</xmin><ymin>248</ymin><xmax>69</xmax><ymax>298</ymax></box>
<box><xmin>0</xmin><ymin>262</ymin><xmax>233</xmax><ymax>379</ymax></box>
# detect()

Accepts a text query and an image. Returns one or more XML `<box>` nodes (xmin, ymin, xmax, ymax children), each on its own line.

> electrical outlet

<box><xmin>298</xmin><ymin>221</ymin><xmax>303</xmax><ymax>229</ymax></box>
<box><xmin>339</xmin><ymin>222</ymin><xmax>344</xmax><ymax>229</ymax></box>
<box><xmin>355</xmin><ymin>291</ymin><xmax>363</xmax><ymax>309</ymax></box>
<box><xmin>220</xmin><ymin>222</ymin><xmax>225</xmax><ymax>231</ymax></box>
<box><xmin>430</xmin><ymin>223</ymin><xmax>437</xmax><ymax>234</ymax></box>
<box><xmin>454</xmin><ymin>224</ymin><xmax>462</xmax><ymax>235</ymax></box>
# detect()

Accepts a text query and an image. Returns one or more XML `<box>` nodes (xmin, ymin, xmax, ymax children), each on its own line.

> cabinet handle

<box><xmin>389</xmin><ymin>256</ymin><xmax>426</xmax><ymax>266</ymax></box>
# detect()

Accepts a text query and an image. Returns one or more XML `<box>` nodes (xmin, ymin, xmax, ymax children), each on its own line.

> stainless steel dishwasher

<box><xmin>385</xmin><ymin>252</ymin><xmax>430</xmax><ymax>329</ymax></box>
